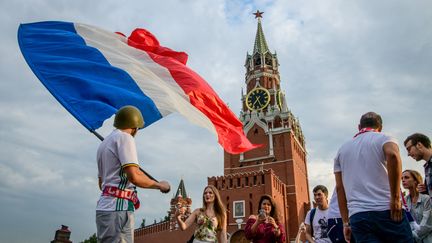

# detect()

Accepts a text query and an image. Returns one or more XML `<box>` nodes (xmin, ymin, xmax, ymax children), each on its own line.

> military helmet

<box><xmin>114</xmin><ymin>105</ymin><xmax>144</xmax><ymax>129</ymax></box>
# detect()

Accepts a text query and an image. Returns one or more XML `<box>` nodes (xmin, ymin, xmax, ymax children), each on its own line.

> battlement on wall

<box><xmin>135</xmin><ymin>220</ymin><xmax>170</xmax><ymax>237</ymax></box>
<box><xmin>208</xmin><ymin>168</ymin><xmax>286</xmax><ymax>194</ymax></box>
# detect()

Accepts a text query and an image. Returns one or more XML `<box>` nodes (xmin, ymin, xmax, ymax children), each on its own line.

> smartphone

<box><xmin>259</xmin><ymin>209</ymin><xmax>266</xmax><ymax>218</ymax></box>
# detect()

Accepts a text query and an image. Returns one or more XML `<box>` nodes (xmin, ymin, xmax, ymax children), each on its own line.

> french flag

<box><xmin>18</xmin><ymin>21</ymin><xmax>259</xmax><ymax>154</ymax></box>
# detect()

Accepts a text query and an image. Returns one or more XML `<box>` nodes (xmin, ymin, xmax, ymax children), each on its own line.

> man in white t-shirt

<box><xmin>96</xmin><ymin>106</ymin><xmax>171</xmax><ymax>243</ymax></box>
<box><xmin>334</xmin><ymin>112</ymin><xmax>412</xmax><ymax>242</ymax></box>
<box><xmin>305</xmin><ymin>185</ymin><xmax>329</xmax><ymax>243</ymax></box>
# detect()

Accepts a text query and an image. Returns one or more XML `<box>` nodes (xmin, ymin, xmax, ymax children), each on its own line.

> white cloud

<box><xmin>1</xmin><ymin>0</ymin><xmax>431</xmax><ymax>242</ymax></box>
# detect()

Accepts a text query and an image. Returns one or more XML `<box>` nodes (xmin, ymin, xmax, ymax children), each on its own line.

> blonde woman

<box><xmin>176</xmin><ymin>185</ymin><xmax>227</xmax><ymax>243</ymax></box>
<box><xmin>402</xmin><ymin>169</ymin><xmax>432</xmax><ymax>243</ymax></box>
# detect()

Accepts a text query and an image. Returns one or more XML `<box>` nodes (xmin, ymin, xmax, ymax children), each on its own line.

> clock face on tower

<box><xmin>277</xmin><ymin>90</ymin><xmax>284</xmax><ymax>109</ymax></box>
<box><xmin>246</xmin><ymin>88</ymin><xmax>270</xmax><ymax>111</ymax></box>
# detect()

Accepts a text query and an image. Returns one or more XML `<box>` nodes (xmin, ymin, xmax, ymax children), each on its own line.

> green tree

<box><xmin>80</xmin><ymin>233</ymin><xmax>97</xmax><ymax>243</ymax></box>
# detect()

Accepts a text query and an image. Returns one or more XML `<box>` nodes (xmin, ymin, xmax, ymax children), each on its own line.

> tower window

<box><xmin>265</xmin><ymin>56</ymin><xmax>272</xmax><ymax>66</ymax></box>
<box><xmin>254</xmin><ymin>57</ymin><xmax>261</xmax><ymax>66</ymax></box>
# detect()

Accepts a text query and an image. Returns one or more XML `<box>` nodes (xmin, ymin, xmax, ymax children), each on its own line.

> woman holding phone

<box><xmin>245</xmin><ymin>194</ymin><xmax>286</xmax><ymax>243</ymax></box>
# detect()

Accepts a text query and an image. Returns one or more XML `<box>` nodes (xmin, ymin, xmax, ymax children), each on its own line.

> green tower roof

<box><xmin>253</xmin><ymin>11</ymin><xmax>270</xmax><ymax>55</ymax></box>
<box><xmin>173</xmin><ymin>178</ymin><xmax>187</xmax><ymax>198</ymax></box>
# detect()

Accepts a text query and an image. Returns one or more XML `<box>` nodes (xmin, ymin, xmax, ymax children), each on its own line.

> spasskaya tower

<box><xmin>208</xmin><ymin>10</ymin><xmax>311</xmax><ymax>242</ymax></box>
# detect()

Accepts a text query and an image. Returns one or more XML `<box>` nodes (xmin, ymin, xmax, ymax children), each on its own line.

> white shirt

<box><xmin>305</xmin><ymin>207</ymin><xmax>329</xmax><ymax>240</ymax></box>
<box><xmin>334</xmin><ymin>131</ymin><xmax>398</xmax><ymax>217</ymax></box>
<box><xmin>327</xmin><ymin>189</ymin><xmax>341</xmax><ymax>219</ymax></box>
<box><xmin>96</xmin><ymin>129</ymin><xmax>140</xmax><ymax>211</ymax></box>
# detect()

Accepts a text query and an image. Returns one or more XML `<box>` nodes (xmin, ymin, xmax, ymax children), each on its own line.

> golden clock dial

<box><xmin>246</xmin><ymin>88</ymin><xmax>270</xmax><ymax>111</ymax></box>
<box><xmin>277</xmin><ymin>90</ymin><xmax>284</xmax><ymax>109</ymax></box>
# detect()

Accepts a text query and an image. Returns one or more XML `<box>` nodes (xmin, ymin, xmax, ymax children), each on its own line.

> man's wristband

<box><xmin>343</xmin><ymin>222</ymin><xmax>350</xmax><ymax>227</ymax></box>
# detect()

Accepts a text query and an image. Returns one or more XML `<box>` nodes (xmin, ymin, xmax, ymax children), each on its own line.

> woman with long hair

<box><xmin>402</xmin><ymin>169</ymin><xmax>432</xmax><ymax>243</ymax></box>
<box><xmin>176</xmin><ymin>185</ymin><xmax>227</xmax><ymax>243</ymax></box>
<box><xmin>245</xmin><ymin>194</ymin><xmax>286</xmax><ymax>242</ymax></box>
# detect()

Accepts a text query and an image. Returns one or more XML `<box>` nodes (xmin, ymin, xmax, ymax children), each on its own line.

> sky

<box><xmin>0</xmin><ymin>0</ymin><xmax>431</xmax><ymax>242</ymax></box>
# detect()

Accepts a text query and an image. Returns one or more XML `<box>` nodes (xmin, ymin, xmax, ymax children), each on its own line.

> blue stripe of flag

<box><xmin>18</xmin><ymin>21</ymin><xmax>162</xmax><ymax>131</ymax></box>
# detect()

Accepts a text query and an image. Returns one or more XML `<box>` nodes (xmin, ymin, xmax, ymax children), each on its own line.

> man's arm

<box><xmin>383</xmin><ymin>142</ymin><xmax>403</xmax><ymax>222</ymax></box>
<box><xmin>418</xmin><ymin>180</ymin><xmax>427</xmax><ymax>194</ymax></box>
<box><xmin>98</xmin><ymin>177</ymin><xmax>102</xmax><ymax>191</ymax></box>
<box><xmin>124</xmin><ymin>165</ymin><xmax>170</xmax><ymax>192</ymax></box>
<box><xmin>335</xmin><ymin>171</ymin><xmax>351</xmax><ymax>242</ymax></box>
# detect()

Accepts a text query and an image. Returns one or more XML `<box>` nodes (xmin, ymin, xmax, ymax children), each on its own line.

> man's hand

<box><xmin>390</xmin><ymin>199</ymin><xmax>403</xmax><ymax>222</ymax></box>
<box><xmin>159</xmin><ymin>180</ymin><xmax>170</xmax><ymax>193</ymax></box>
<box><xmin>418</xmin><ymin>183</ymin><xmax>427</xmax><ymax>193</ymax></box>
<box><xmin>343</xmin><ymin>225</ymin><xmax>351</xmax><ymax>243</ymax></box>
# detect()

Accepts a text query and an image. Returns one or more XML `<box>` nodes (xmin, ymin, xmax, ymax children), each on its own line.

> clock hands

<box><xmin>246</xmin><ymin>88</ymin><xmax>270</xmax><ymax>111</ymax></box>
<box><xmin>252</xmin><ymin>98</ymin><xmax>259</xmax><ymax>107</ymax></box>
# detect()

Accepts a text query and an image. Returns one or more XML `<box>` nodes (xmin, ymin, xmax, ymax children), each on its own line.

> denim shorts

<box><xmin>349</xmin><ymin>210</ymin><xmax>413</xmax><ymax>243</ymax></box>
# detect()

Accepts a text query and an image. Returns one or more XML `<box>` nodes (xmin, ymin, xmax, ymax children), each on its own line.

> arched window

<box><xmin>254</xmin><ymin>55</ymin><xmax>261</xmax><ymax>66</ymax></box>
<box><xmin>265</xmin><ymin>54</ymin><xmax>272</xmax><ymax>66</ymax></box>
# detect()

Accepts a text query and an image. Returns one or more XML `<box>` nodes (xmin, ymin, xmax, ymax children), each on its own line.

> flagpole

<box><xmin>91</xmin><ymin>130</ymin><xmax>159</xmax><ymax>182</ymax></box>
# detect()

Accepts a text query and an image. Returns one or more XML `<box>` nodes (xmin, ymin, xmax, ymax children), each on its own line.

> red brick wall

<box><xmin>134</xmin><ymin>222</ymin><xmax>195</xmax><ymax>243</ymax></box>
<box><xmin>223</xmin><ymin>128</ymin><xmax>310</xmax><ymax>241</ymax></box>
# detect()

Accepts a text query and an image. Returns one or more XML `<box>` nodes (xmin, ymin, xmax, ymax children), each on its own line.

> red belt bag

<box><xmin>102</xmin><ymin>186</ymin><xmax>140</xmax><ymax>210</ymax></box>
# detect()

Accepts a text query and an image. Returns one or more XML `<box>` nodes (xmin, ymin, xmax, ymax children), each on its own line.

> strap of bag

<box><xmin>309</xmin><ymin>208</ymin><xmax>316</xmax><ymax>237</ymax></box>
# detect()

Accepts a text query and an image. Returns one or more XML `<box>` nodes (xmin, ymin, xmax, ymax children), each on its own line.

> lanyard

<box><xmin>353</xmin><ymin>127</ymin><xmax>377</xmax><ymax>138</ymax></box>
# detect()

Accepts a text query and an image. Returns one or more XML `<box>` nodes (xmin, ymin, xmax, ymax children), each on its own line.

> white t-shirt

<box><xmin>334</xmin><ymin>131</ymin><xmax>398</xmax><ymax>217</ymax></box>
<box><xmin>305</xmin><ymin>207</ymin><xmax>329</xmax><ymax>240</ymax></box>
<box><xmin>327</xmin><ymin>189</ymin><xmax>341</xmax><ymax>219</ymax></box>
<box><xmin>96</xmin><ymin>129</ymin><xmax>140</xmax><ymax>211</ymax></box>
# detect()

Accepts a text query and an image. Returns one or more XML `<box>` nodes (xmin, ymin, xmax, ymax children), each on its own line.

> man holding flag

<box><xmin>96</xmin><ymin>106</ymin><xmax>170</xmax><ymax>243</ymax></box>
<box><xmin>18</xmin><ymin>21</ymin><xmax>259</xmax><ymax>242</ymax></box>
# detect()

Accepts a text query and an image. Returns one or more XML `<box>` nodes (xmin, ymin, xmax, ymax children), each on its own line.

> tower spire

<box><xmin>253</xmin><ymin>10</ymin><xmax>270</xmax><ymax>55</ymax></box>
<box><xmin>173</xmin><ymin>178</ymin><xmax>187</xmax><ymax>198</ymax></box>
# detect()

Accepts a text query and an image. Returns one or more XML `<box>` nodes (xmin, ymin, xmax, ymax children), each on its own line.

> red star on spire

<box><xmin>253</xmin><ymin>10</ymin><xmax>264</xmax><ymax>19</ymax></box>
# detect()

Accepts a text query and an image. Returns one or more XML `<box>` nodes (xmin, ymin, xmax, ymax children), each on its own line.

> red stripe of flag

<box><xmin>126</xmin><ymin>28</ymin><xmax>261</xmax><ymax>154</ymax></box>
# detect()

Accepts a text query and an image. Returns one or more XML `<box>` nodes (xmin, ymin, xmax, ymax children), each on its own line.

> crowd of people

<box><xmin>95</xmin><ymin>106</ymin><xmax>432</xmax><ymax>243</ymax></box>
<box><xmin>299</xmin><ymin>112</ymin><xmax>432</xmax><ymax>243</ymax></box>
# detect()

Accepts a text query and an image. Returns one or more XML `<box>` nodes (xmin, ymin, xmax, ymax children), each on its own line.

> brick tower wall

<box><xmin>208</xmin><ymin>169</ymin><xmax>289</xmax><ymax>239</ymax></box>
<box><xmin>223</xmin><ymin>126</ymin><xmax>310</xmax><ymax>241</ymax></box>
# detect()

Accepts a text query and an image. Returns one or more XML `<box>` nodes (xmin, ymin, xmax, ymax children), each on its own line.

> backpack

<box><xmin>309</xmin><ymin>208</ymin><xmax>316</xmax><ymax>237</ymax></box>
